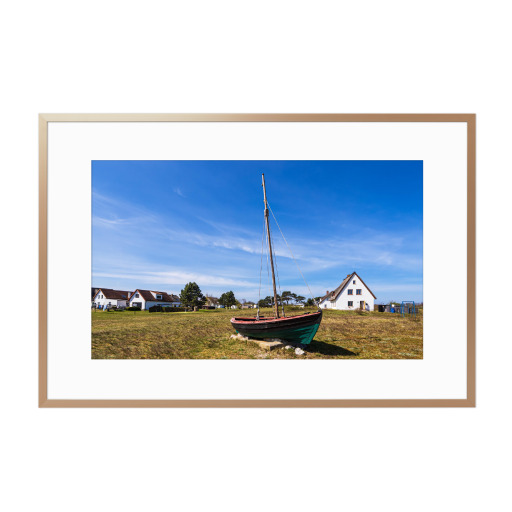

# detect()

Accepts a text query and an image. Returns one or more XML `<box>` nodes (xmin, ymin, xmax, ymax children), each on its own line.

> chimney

<box><xmin>326</xmin><ymin>290</ymin><xmax>329</xmax><ymax>295</ymax></box>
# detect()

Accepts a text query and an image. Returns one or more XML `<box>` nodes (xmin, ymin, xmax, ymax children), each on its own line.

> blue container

<box><xmin>390</xmin><ymin>307</ymin><xmax>395</xmax><ymax>313</ymax></box>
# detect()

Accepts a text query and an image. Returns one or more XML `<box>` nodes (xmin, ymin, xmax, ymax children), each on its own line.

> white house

<box><xmin>93</xmin><ymin>288</ymin><xmax>131</xmax><ymax>309</ymax></box>
<box><xmin>205</xmin><ymin>296</ymin><xmax>221</xmax><ymax>308</ymax></box>
<box><xmin>128</xmin><ymin>289</ymin><xmax>181</xmax><ymax>310</ymax></box>
<box><xmin>318</xmin><ymin>272</ymin><xmax>376</xmax><ymax>311</ymax></box>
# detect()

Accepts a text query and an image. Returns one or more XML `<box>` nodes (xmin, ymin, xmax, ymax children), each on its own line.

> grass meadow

<box><xmin>92</xmin><ymin>307</ymin><xmax>423</xmax><ymax>359</ymax></box>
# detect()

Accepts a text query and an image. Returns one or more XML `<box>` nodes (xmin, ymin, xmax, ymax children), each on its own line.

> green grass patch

<box><xmin>92</xmin><ymin>307</ymin><xmax>423</xmax><ymax>359</ymax></box>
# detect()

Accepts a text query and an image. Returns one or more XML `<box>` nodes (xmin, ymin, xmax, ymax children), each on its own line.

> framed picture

<box><xmin>39</xmin><ymin>114</ymin><xmax>475</xmax><ymax>407</ymax></box>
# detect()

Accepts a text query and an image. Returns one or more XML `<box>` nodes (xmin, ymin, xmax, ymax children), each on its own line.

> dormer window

<box><xmin>156</xmin><ymin>294</ymin><xmax>162</xmax><ymax>300</ymax></box>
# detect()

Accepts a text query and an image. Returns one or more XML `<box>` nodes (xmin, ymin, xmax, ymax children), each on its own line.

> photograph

<box><xmin>91</xmin><ymin>160</ymin><xmax>423</xmax><ymax>359</ymax></box>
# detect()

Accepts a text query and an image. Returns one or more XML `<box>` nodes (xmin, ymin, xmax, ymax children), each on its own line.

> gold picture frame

<box><xmin>39</xmin><ymin>113</ymin><xmax>475</xmax><ymax>407</ymax></box>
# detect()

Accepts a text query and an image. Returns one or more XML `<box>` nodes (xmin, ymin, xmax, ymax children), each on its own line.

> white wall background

<box><xmin>0</xmin><ymin>2</ymin><xmax>509</xmax><ymax>512</ymax></box>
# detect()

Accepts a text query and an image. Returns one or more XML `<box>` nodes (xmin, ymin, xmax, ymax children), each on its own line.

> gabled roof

<box><xmin>129</xmin><ymin>289</ymin><xmax>180</xmax><ymax>302</ymax></box>
<box><xmin>319</xmin><ymin>275</ymin><xmax>352</xmax><ymax>303</ymax></box>
<box><xmin>94</xmin><ymin>288</ymin><xmax>131</xmax><ymax>300</ymax></box>
<box><xmin>319</xmin><ymin>272</ymin><xmax>376</xmax><ymax>302</ymax></box>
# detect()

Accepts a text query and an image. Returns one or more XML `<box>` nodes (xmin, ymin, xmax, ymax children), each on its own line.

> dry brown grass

<box><xmin>92</xmin><ymin>307</ymin><xmax>422</xmax><ymax>359</ymax></box>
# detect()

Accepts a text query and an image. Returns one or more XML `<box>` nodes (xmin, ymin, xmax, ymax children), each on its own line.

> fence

<box><xmin>375</xmin><ymin>303</ymin><xmax>422</xmax><ymax>315</ymax></box>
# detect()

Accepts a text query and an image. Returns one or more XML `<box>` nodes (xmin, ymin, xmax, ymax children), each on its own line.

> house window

<box><xmin>347</xmin><ymin>289</ymin><xmax>353</xmax><ymax>295</ymax></box>
<box><xmin>356</xmin><ymin>289</ymin><xmax>362</xmax><ymax>295</ymax></box>
<box><xmin>135</xmin><ymin>293</ymin><xmax>139</xmax><ymax>298</ymax></box>
<box><xmin>348</xmin><ymin>301</ymin><xmax>353</xmax><ymax>307</ymax></box>
<box><xmin>156</xmin><ymin>294</ymin><xmax>162</xmax><ymax>300</ymax></box>
<box><xmin>353</xmin><ymin>280</ymin><xmax>356</xmax><ymax>284</ymax></box>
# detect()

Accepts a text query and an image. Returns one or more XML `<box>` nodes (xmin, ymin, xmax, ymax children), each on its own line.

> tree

<box><xmin>281</xmin><ymin>291</ymin><xmax>293</xmax><ymax>305</ymax></box>
<box><xmin>295</xmin><ymin>295</ymin><xmax>306</xmax><ymax>304</ymax></box>
<box><xmin>180</xmin><ymin>282</ymin><xmax>206</xmax><ymax>309</ymax></box>
<box><xmin>257</xmin><ymin>296</ymin><xmax>273</xmax><ymax>308</ymax></box>
<box><xmin>305</xmin><ymin>298</ymin><xmax>316</xmax><ymax>307</ymax></box>
<box><xmin>219</xmin><ymin>290</ymin><xmax>237</xmax><ymax>309</ymax></box>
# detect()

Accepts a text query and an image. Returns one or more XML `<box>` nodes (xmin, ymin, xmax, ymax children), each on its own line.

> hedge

<box><xmin>148</xmin><ymin>306</ymin><xmax>188</xmax><ymax>313</ymax></box>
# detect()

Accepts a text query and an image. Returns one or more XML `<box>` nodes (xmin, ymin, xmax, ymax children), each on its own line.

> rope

<box><xmin>264</xmin><ymin>215</ymin><xmax>273</xmax><ymax>309</ymax></box>
<box><xmin>257</xmin><ymin>217</ymin><xmax>266</xmax><ymax>320</ymax></box>
<box><xmin>268</xmin><ymin>203</ymin><xmax>319</xmax><ymax>308</ymax></box>
<box><xmin>268</xmin><ymin>220</ymin><xmax>285</xmax><ymax>317</ymax></box>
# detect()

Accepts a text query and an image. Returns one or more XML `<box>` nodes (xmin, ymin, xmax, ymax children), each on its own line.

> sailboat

<box><xmin>230</xmin><ymin>174</ymin><xmax>322</xmax><ymax>345</ymax></box>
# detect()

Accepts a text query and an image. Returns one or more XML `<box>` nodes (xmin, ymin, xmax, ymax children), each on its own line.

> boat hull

<box><xmin>230</xmin><ymin>310</ymin><xmax>322</xmax><ymax>345</ymax></box>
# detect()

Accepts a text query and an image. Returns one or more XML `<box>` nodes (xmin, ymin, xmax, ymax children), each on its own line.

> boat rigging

<box><xmin>230</xmin><ymin>174</ymin><xmax>322</xmax><ymax>345</ymax></box>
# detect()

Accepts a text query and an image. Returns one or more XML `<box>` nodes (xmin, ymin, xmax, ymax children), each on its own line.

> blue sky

<box><xmin>92</xmin><ymin>161</ymin><xmax>423</xmax><ymax>303</ymax></box>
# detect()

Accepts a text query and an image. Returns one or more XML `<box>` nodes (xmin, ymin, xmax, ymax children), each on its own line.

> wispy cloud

<box><xmin>92</xmin><ymin>216</ymin><xmax>135</xmax><ymax>228</ymax></box>
<box><xmin>93</xmin><ymin>269</ymin><xmax>255</xmax><ymax>288</ymax></box>
<box><xmin>173</xmin><ymin>187</ymin><xmax>185</xmax><ymax>197</ymax></box>
<box><xmin>94</xmin><ymin>193</ymin><xmax>421</xmax><ymax>272</ymax></box>
<box><xmin>268</xmin><ymin>230</ymin><xmax>422</xmax><ymax>273</ymax></box>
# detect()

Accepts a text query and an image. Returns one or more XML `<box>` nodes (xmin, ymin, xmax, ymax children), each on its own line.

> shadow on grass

<box><xmin>306</xmin><ymin>339</ymin><xmax>358</xmax><ymax>356</ymax></box>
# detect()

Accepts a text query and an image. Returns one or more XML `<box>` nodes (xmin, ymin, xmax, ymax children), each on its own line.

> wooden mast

<box><xmin>262</xmin><ymin>174</ymin><xmax>279</xmax><ymax>318</ymax></box>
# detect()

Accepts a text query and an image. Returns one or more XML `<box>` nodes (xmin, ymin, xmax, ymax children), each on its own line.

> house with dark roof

<box><xmin>318</xmin><ymin>272</ymin><xmax>376</xmax><ymax>311</ymax></box>
<box><xmin>128</xmin><ymin>289</ymin><xmax>181</xmax><ymax>310</ymax></box>
<box><xmin>92</xmin><ymin>288</ymin><xmax>131</xmax><ymax>310</ymax></box>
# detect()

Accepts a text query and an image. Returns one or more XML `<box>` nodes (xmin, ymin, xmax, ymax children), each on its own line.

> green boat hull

<box><xmin>231</xmin><ymin>311</ymin><xmax>322</xmax><ymax>345</ymax></box>
<box><xmin>236</xmin><ymin>323</ymin><xmax>320</xmax><ymax>345</ymax></box>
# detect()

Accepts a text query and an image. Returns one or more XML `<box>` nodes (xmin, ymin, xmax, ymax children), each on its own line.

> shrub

<box><xmin>126</xmin><ymin>306</ymin><xmax>141</xmax><ymax>311</ymax></box>
<box><xmin>149</xmin><ymin>306</ymin><xmax>187</xmax><ymax>313</ymax></box>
